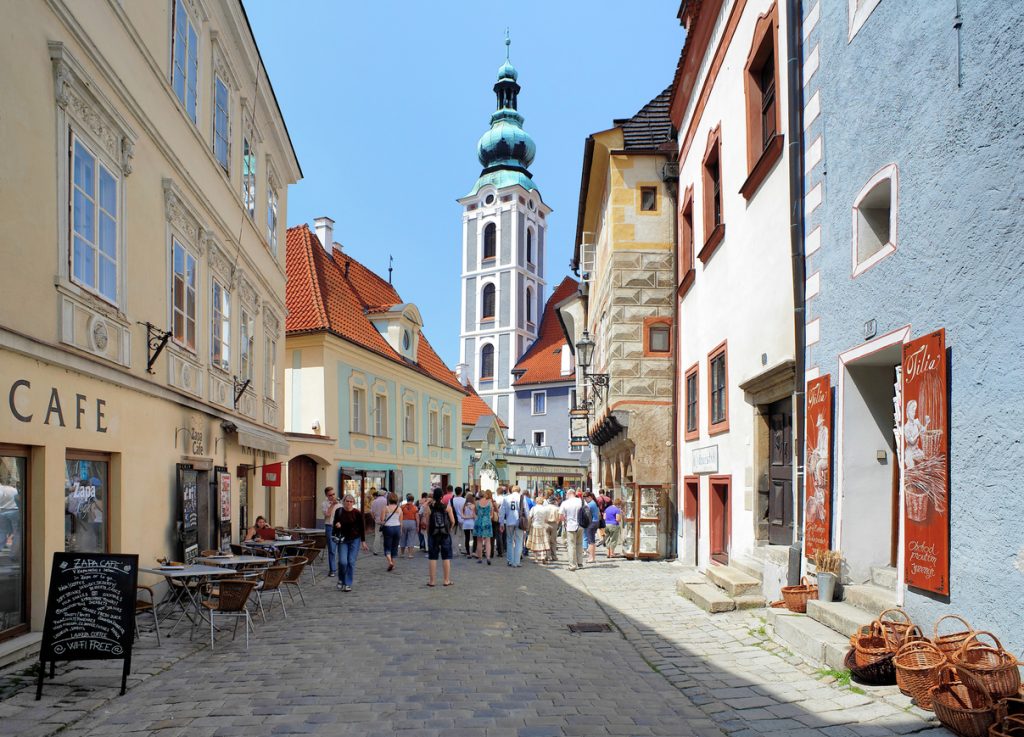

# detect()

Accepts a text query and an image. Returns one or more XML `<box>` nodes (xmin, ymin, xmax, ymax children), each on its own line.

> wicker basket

<box><xmin>781</xmin><ymin>576</ymin><xmax>818</xmax><ymax>613</ymax></box>
<box><xmin>853</xmin><ymin>621</ymin><xmax>892</xmax><ymax>668</ymax></box>
<box><xmin>894</xmin><ymin>639</ymin><xmax>946</xmax><ymax>709</ymax></box>
<box><xmin>932</xmin><ymin>666</ymin><xmax>997</xmax><ymax>737</ymax></box>
<box><xmin>988</xmin><ymin>714</ymin><xmax>1024</xmax><ymax>737</ymax></box>
<box><xmin>879</xmin><ymin>608</ymin><xmax>917</xmax><ymax>652</ymax></box>
<box><xmin>952</xmin><ymin>632</ymin><xmax>1022</xmax><ymax>701</ymax></box>
<box><xmin>996</xmin><ymin>698</ymin><xmax>1024</xmax><ymax>720</ymax></box>
<box><xmin>935</xmin><ymin>614</ymin><xmax>974</xmax><ymax>658</ymax></box>
<box><xmin>845</xmin><ymin>647</ymin><xmax>897</xmax><ymax>686</ymax></box>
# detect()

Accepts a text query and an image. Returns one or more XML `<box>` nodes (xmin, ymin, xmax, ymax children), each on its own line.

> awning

<box><xmin>234</xmin><ymin>422</ymin><xmax>289</xmax><ymax>455</ymax></box>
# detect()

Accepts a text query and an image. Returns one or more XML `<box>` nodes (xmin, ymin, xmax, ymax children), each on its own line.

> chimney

<box><xmin>313</xmin><ymin>216</ymin><xmax>334</xmax><ymax>254</ymax></box>
<box><xmin>455</xmin><ymin>363</ymin><xmax>472</xmax><ymax>387</ymax></box>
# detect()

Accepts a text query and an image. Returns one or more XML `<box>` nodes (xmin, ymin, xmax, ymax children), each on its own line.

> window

<box><xmin>428</xmin><ymin>410</ymin><xmax>439</xmax><ymax>446</ymax></box>
<box><xmin>351</xmin><ymin>387</ymin><xmax>366</xmax><ymax>433</ymax></box>
<box><xmin>441</xmin><ymin>413</ymin><xmax>451</xmax><ymax>448</ymax></box>
<box><xmin>533</xmin><ymin>431</ymin><xmax>545</xmax><ymax>447</ymax></box>
<box><xmin>684</xmin><ymin>364</ymin><xmax>699</xmax><ymax>440</ymax></box>
<box><xmin>0</xmin><ymin>448</ymin><xmax>29</xmax><ymax>640</ymax></box>
<box><xmin>532</xmin><ymin>391</ymin><xmax>547</xmax><ymax>415</ymax></box>
<box><xmin>213</xmin><ymin>76</ymin><xmax>229</xmax><ymax>171</ymax></box>
<box><xmin>483</xmin><ymin>222</ymin><xmax>496</xmax><ymax>260</ymax></box>
<box><xmin>525</xmin><ymin>287</ymin><xmax>533</xmax><ymax>324</ymax></box>
<box><xmin>171</xmin><ymin>0</ymin><xmax>198</xmax><ymax>122</ymax></box>
<box><xmin>526</xmin><ymin>228</ymin><xmax>534</xmax><ymax>264</ymax></box>
<box><xmin>481</xmin><ymin>283</ymin><xmax>496</xmax><ymax>321</ymax></box>
<box><xmin>374</xmin><ymin>393</ymin><xmax>387</xmax><ymax>437</ymax></box>
<box><xmin>71</xmin><ymin>136</ymin><xmax>120</xmax><ymax>304</ymax></box>
<box><xmin>64</xmin><ymin>454</ymin><xmax>109</xmax><ymax>553</ymax></box>
<box><xmin>404</xmin><ymin>402</ymin><xmax>415</xmax><ymax>441</ymax></box>
<box><xmin>741</xmin><ymin>4</ymin><xmax>783</xmax><ymax>199</ymax></box>
<box><xmin>267</xmin><ymin>185</ymin><xmax>279</xmax><ymax>254</ymax></box>
<box><xmin>678</xmin><ymin>187</ymin><xmax>695</xmax><ymax>295</ymax></box>
<box><xmin>242</xmin><ymin>135</ymin><xmax>256</xmax><ymax>218</ymax></box>
<box><xmin>172</xmin><ymin>238</ymin><xmax>197</xmax><ymax>351</ymax></box>
<box><xmin>264</xmin><ymin>336</ymin><xmax>277</xmax><ymax>400</ymax></box>
<box><xmin>852</xmin><ymin>164</ymin><xmax>898</xmax><ymax>276</ymax></box>
<box><xmin>708</xmin><ymin>342</ymin><xmax>729</xmax><ymax>433</ymax></box>
<box><xmin>211</xmin><ymin>280</ymin><xmax>231</xmax><ymax>372</ymax></box>
<box><xmin>701</xmin><ymin>126</ymin><xmax>725</xmax><ymax>262</ymax></box>
<box><xmin>239</xmin><ymin>308</ymin><xmax>254</xmax><ymax>382</ymax></box>
<box><xmin>640</xmin><ymin>186</ymin><xmax>658</xmax><ymax>211</ymax></box>
<box><xmin>480</xmin><ymin>344</ymin><xmax>495</xmax><ymax>380</ymax></box>
<box><xmin>647</xmin><ymin>323</ymin><xmax>671</xmax><ymax>354</ymax></box>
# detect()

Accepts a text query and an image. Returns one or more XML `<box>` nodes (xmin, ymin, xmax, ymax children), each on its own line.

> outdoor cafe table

<box><xmin>285</xmin><ymin>527</ymin><xmax>325</xmax><ymax>536</ymax></box>
<box><xmin>195</xmin><ymin>555</ymin><xmax>274</xmax><ymax>568</ymax></box>
<box><xmin>140</xmin><ymin>564</ymin><xmax>237</xmax><ymax>635</ymax></box>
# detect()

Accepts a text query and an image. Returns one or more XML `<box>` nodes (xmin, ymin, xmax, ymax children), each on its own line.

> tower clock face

<box><xmin>484</xmin><ymin>194</ymin><xmax>495</xmax><ymax>205</ymax></box>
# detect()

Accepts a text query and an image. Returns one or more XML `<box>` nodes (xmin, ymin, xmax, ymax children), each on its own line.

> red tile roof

<box><xmin>286</xmin><ymin>225</ymin><xmax>465</xmax><ymax>395</ymax></box>
<box><xmin>512</xmin><ymin>276</ymin><xmax>579</xmax><ymax>386</ymax></box>
<box><xmin>462</xmin><ymin>386</ymin><xmax>506</xmax><ymax>428</ymax></box>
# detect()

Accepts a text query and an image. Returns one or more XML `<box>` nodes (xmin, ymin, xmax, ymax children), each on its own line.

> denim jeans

<box><xmin>325</xmin><ymin>524</ymin><xmax>337</xmax><ymax>572</ymax></box>
<box><xmin>505</xmin><ymin>526</ymin><xmax>523</xmax><ymax>566</ymax></box>
<box><xmin>583</xmin><ymin>522</ymin><xmax>600</xmax><ymax>547</ymax></box>
<box><xmin>337</xmin><ymin>538</ymin><xmax>360</xmax><ymax>587</ymax></box>
<box><xmin>381</xmin><ymin>526</ymin><xmax>400</xmax><ymax>557</ymax></box>
<box><xmin>400</xmin><ymin>520</ymin><xmax>418</xmax><ymax>550</ymax></box>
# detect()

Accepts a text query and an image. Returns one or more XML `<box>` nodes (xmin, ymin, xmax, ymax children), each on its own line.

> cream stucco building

<box><xmin>0</xmin><ymin>0</ymin><xmax>300</xmax><ymax>655</ymax></box>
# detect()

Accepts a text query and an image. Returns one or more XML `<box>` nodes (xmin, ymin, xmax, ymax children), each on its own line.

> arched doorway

<box><xmin>288</xmin><ymin>455</ymin><xmax>317</xmax><ymax>528</ymax></box>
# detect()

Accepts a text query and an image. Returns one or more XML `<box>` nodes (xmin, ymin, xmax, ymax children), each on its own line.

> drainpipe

<box><xmin>786</xmin><ymin>0</ymin><xmax>807</xmax><ymax>580</ymax></box>
<box><xmin>667</xmin><ymin>164</ymin><xmax>680</xmax><ymax>561</ymax></box>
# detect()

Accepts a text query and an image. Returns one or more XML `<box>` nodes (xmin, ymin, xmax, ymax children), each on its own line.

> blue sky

<box><xmin>243</xmin><ymin>1</ymin><xmax>682</xmax><ymax>367</ymax></box>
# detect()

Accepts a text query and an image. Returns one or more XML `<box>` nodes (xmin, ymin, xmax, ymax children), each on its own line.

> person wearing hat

<box><xmin>369</xmin><ymin>488</ymin><xmax>387</xmax><ymax>555</ymax></box>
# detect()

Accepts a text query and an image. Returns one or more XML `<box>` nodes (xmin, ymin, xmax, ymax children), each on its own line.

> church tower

<box><xmin>458</xmin><ymin>35</ymin><xmax>550</xmax><ymax>440</ymax></box>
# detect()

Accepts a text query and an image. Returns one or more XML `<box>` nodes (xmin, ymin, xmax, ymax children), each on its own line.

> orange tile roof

<box><xmin>462</xmin><ymin>386</ymin><xmax>506</xmax><ymax>428</ymax></box>
<box><xmin>512</xmin><ymin>276</ymin><xmax>579</xmax><ymax>386</ymax></box>
<box><xmin>286</xmin><ymin>225</ymin><xmax>465</xmax><ymax>395</ymax></box>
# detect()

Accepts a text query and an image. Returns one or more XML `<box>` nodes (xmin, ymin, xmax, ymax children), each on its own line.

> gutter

<box><xmin>572</xmin><ymin>136</ymin><xmax>596</xmax><ymax>271</ymax></box>
<box><xmin>786</xmin><ymin>0</ymin><xmax>807</xmax><ymax>561</ymax></box>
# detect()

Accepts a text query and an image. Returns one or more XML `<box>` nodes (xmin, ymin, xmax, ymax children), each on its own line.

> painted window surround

<box><xmin>707</xmin><ymin>340</ymin><xmax>730</xmax><ymax>436</ymax></box>
<box><xmin>643</xmin><ymin>317</ymin><xmax>673</xmax><ymax>357</ymax></box>
<box><xmin>637</xmin><ymin>183</ymin><xmax>661</xmax><ymax>215</ymax></box>
<box><xmin>700</xmin><ymin>124</ymin><xmax>726</xmax><ymax>264</ymax></box>
<box><xmin>851</xmin><ymin>164</ymin><xmax>899</xmax><ymax>278</ymax></box>
<box><xmin>740</xmin><ymin>1</ymin><xmax>784</xmax><ymax>201</ymax></box>
<box><xmin>677</xmin><ymin>186</ymin><xmax>696</xmax><ymax>299</ymax></box>
<box><xmin>531</xmin><ymin>390</ymin><xmax>547</xmax><ymax>416</ymax></box>
<box><xmin>684</xmin><ymin>362</ymin><xmax>700</xmax><ymax>441</ymax></box>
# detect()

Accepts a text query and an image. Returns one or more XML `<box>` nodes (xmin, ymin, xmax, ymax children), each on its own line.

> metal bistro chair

<box><xmin>229</xmin><ymin>543</ymin><xmax>247</xmax><ymax>555</ymax></box>
<box><xmin>278</xmin><ymin>556</ymin><xmax>309</xmax><ymax>606</ymax></box>
<box><xmin>135</xmin><ymin>584</ymin><xmax>161</xmax><ymax>646</ymax></box>
<box><xmin>251</xmin><ymin>564</ymin><xmax>289</xmax><ymax>621</ymax></box>
<box><xmin>299</xmin><ymin>545</ymin><xmax>322</xmax><ymax>583</ymax></box>
<box><xmin>199</xmin><ymin>578</ymin><xmax>257</xmax><ymax>650</ymax></box>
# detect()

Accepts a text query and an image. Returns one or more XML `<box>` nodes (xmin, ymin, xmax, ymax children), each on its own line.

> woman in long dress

<box><xmin>527</xmin><ymin>493</ymin><xmax>551</xmax><ymax>564</ymax></box>
<box><xmin>474</xmin><ymin>489</ymin><xmax>495</xmax><ymax>565</ymax></box>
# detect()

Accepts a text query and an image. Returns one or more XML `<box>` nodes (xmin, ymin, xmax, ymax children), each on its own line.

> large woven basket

<box><xmin>845</xmin><ymin>647</ymin><xmax>896</xmax><ymax>686</ymax></box>
<box><xmin>894</xmin><ymin>638</ymin><xmax>946</xmax><ymax>709</ymax></box>
<box><xmin>951</xmin><ymin>632</ymin><xmax>1022</xmax><ymax>701</ymax></box>
<box><xmin>988</xmin><ymin>714</ymin><xmax>1024</xmax><ymax>737</ymax></box>
<box><xmin>934</xmin><ymin>614</ymin><xmax>974</xmax><ymax>658</ymax></box>
<box><xmin>853</xmin><ymin>620</ymin><xmax>891</xmax><ymax>668</ymax></box>
<box><xmin>932</xmin><ymin>666</ymin><xmax>997</xmax><ymax>737</ymax></box>
<box><xmin>879</xmin><ymin>608</ymin><xmax>917</xmax><ymax>652</ymax></box>
<box><xmin>781</xmin><ymin>576</ymin><xmax>818</xmax><ymax>613</ymax></box>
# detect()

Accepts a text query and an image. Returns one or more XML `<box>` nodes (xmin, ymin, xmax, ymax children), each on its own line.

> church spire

<box><xmin>476</xmin><ymin>33</ymin><xmax>535</xmax><ymax>177</ymax></box>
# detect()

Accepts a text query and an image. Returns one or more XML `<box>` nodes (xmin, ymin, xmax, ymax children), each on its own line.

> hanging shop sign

<box><xmin>804</xmin><ymin>374</ymin><xmax>832</xmax><ymax>558</ymax></box>
<box><xmin>901</xmin><ymin>329</ymin><xmax>949</xmax><ymax>596</ymax></box>
<box><xmin>261</xmin><ymin>462</ymin><xmax>282</xmax><ymax>487</ymax></box>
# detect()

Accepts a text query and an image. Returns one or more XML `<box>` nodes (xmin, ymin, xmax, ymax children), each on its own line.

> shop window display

<box><xmin>0</xmin><ymin>453</ymin><xmax>27</xmax><ymax>639</ymax></box>
<box><xmin>65</xmin><ymin>457</ymin><xmax>108</xmax><ymax>553</ymax></box>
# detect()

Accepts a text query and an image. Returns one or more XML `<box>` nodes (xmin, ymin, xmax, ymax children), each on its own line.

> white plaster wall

<box><xmin>675</xmin><ymin>0</ymin><xmax>795</xmax><ymax>569</ymax></box>
<box><xmin>284</xmin><ymin>365</ymin><xmax>324</xmax><ymax>435</ymax></box>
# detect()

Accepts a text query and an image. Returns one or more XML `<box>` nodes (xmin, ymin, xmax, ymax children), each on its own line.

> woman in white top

<box><xmin>460</xmin><ymin>493</ymin><xmax>477</xmax><ymax>558</ymax></box>
<box><xmin>378</xmin><ymin>492</ymin><xmax>402</xmax><ymax>571</ymax></box>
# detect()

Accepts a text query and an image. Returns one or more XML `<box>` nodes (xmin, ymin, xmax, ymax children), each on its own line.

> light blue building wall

<box><xmin>513</xmin><ymin>383</ymin><xmax>587</xmax><ymax>462</ymax></box>
<box><xmin>804</xmin><ymin>1</ymin><xmax>1023</xmax><ymax>653</ymax></box>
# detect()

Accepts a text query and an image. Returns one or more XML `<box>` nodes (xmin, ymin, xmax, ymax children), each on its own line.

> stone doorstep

<box><xmin>842</xmin><ymin>583</ymin><xmax>898</xmax><ymax>616</ymax></box>
<box><xmin>677</xmin><ymin>581</ymin><xmax>736</xmax><ymax>613</ymax></box>
<box><xmin>766</xmin><ymin>606</ymin><xmax>849</xmax><ymax>671</ymax></box>
<box><xmin>728</xmin><ymin>555</ymin><xmax>764</xmax><ymax>582</ymax></box>
<box><xmin>706</xmin><ymin>564</ymin><xmax>761</xmax><ymax>597</ymax></box>
<box><xmin>0</xmin><ymin>633</ymin><xmax>41</xmax><ymax>671</ymax></box>
<box><xmin>871</xmin><ymin>565</ymin><xmax>898</xmax><ymax>589</ymax></box>
<box><xmin>807</xmin><ymin>599</ymin><xmax>874</xmax><ymax>640</ymax></box>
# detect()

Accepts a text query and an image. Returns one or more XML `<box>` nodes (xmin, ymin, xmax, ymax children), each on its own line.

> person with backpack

<box><xmin>473</xmin><ymin>489</ymin><xmax>496</xmax><ymax>565</ymax></box>
<box><xmin>582</xmin><ymin>490</ymin><xmax>601</xmax><ymax>564</ymax></box>
<box><xmin>499</xmin><ymin>485</ymin><xmax>526</xmax><ymax>568</ymax></box>
<box><xmin>559</xmin><ymin>488</ymin><xmax>585</xmax><ymax>571</ymax></box>
<box><xmin>426</xmin><ymin>487</ymin><xmax>455</xmax><ymax>587</ymax></box>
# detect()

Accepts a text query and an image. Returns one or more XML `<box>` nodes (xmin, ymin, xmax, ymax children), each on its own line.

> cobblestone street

<box><xmin>0</xmin><ymin>546</ymin><xmax>952</xmax><ymax>737</ymax></box>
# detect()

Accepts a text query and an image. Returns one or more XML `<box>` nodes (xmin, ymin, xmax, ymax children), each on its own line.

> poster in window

<box><xmin>179</xmin><ymin>468</ymin><xmax>198</xmax><ymax>532</ymax></box>
<box><xmin>218</xmin><ymin>471</ymin><xmax>231</xmax><ymax>522</ymax></box>
<box><xmin>804</xmin><ymin>374</ymin><xmax>832</xmax><ymax>558</ymax></box>
<box><xmin>901</xmin><ymin>329</ymin><xmax>949</xmax><ymax>596</ymax></box>
<box><xmin>64</xmin><ymin>459</ymin><xmax>108</xmax><ymax>554</ymax></box>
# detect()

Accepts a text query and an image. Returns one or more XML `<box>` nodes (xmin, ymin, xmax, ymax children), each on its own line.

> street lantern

<box><xmin>575</xmin><ymin>330</ymin><xmax>595</xmax><ymax>372</ymax></box>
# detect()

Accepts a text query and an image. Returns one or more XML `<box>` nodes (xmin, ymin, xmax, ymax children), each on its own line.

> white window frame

<box><xmin>213</xmin><ymin>74</ymin><xmax>230</xmax><ymax>171</ymax></box>
<box><xmin>404</xmin><ymin>402</ymin><xmax>416</xmax><ymax>442</ymax></box>
<box><xmin>242</xmin><ymin>132</ymin><xmax>256</xmax><ymax>219</ymax></box>
<box><xmin>374</xmin><ymin>392</ymin><xmax>388</xmax><ymax>438</ymax></box>
<box><xmin>267</xmin><ymin>183</ymin><xmax>279</xmax><ymax>254</ymax></box>
<box><xmin>351</xmin><ymin>387</ymin><xmax>366</xmax><ymax>434</ymax></box>
<box><xmin>70</xmin><ymin>133</ymin><xmax>121</xmax><ymax>305</ymax></box>
<box><xmin>441</xmin><ymin>412</ymin><xmax>452</xmax><ymax>449</ymax></box>
<box><xmin>531</xmin><ymin>390</ymin><xmax>547</xmax><ymax>416</ymax></box>
<box><xmin>428</xmin><ymin>409</ymin><xmax>439</xmax><ymax>446</ymax></box>
<box><xmin>171</xmin><ymin>0</ymin><xmax>199</xmax><ymax>123</ymax></box>
<box><xmin>532</xmin><ymin>430</ymin><xmax>546</xmax><ymax>447</ymax></box>
<box><xmin>210</xmin><ymin>279</ymin><xmax>231</xmax><ymax>372</ymax></box>
<box><xmin>171</xmin><ymin>237</ymin><xmax>198</xmax><ymax>352</ymax></box>
<box><xmin>264</xmin><ymin>335</ymin><xmax>277</xmax><ymax>401</ymax></box>
<box><xmin>851</xmin><ymin>164</ymin><xmax>898</xmax><ymax>278</ymax></box>
<box><xmin>238</xmin><ymin>307</ymin><xmax>254</xmax><ymax>381</ymax></box>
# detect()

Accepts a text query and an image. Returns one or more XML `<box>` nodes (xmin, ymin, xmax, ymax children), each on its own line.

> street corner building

<box><xmin>283</xmin><ymin>221</ymin><xmax>465</xmax><ymax>520</ymax></box>
<box><xmin>0</xmin><ymin>0</ymin><xmax>301</xmax><ymax>652</ymax></box>
<box><xmin>558</xmin><ymin>88</ymin><xmax>678</xmax><ymax>559</ymax></box>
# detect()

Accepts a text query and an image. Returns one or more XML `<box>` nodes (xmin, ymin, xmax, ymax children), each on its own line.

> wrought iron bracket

<box><xmin>142</xmin><ymin>322</ymin><xmax>172</xmax><ymax>375</ymax></box>
<box><xmin>233</xmin><ymin>376</ymin><xmax>251</xmax><ymax>409</ymax></box>
<box><xmin>587</xmin><ymin>372</ymin><xmax>610</xmax><ymax>402</ymax></box>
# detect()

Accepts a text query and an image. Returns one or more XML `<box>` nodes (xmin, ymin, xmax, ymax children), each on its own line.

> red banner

<box><xmin>261</xmin><ymin>462</ymin><xmax>282</xmax><ymax>487</ymax></box>
<box><xmin>901</xmin><ymin>329</ymin><xmax>949</xmax><ymax>595</ymax></box>
<box><xmin>804</xmin><ymin>374</ymin><xmax>832</xmax><ymax>558</ymax></box>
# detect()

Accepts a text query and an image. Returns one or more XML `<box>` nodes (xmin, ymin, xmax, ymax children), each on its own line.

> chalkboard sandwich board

<box><xmin>37</xmin><ymin>552</ymin><xmax>139</xmax><ymax>700</ymax></box>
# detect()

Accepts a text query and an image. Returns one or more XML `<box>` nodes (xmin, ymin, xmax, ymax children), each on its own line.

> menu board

<box><xmin>804</xmin><ymin>374</ymin><xmax>832</xmax><ymax>558</ymax></box>
<box><xmin>37</xmin><ymin>552</ymin><xmax>138</xmax><ymax>699</ymax></box>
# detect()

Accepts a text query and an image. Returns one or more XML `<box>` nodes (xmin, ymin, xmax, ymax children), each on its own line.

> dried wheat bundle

<box><xmin>814</xmin><ymin>549</ymin><xmax>842</xmax><ymax>574</ymax></box>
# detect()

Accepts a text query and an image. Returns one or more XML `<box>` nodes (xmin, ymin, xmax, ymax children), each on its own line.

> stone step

<box><xmin>751</xmin><ymin>543</ymin><xmax>793</xmax><ymax>567</ymax></box>
<box><xmin>677</xmin><ymin>581</ymin><xmax>736</xmax><ymax>613</ymax></box>
<box><xmin>734</xmin><ymin>594</ymin><xmax>767</xmax><ymax>610</ymax></box>
<box><xmin>767</xmin><ymin>608</ymin><xmax>850</xmax><ymax>670</ymax></box>
<box><xmin>807</xmin><ymin>599</ymin><xmax>874</xmax><ymax>639</ymax></box>
<box><xmin>706</xmin><ymin>564</ymin><xmax>762</xmax><ymax>597</ymax></box>
<box><xmin>871</xmin><ymin>565</ymin><xmax>898</xmax><ymax>589</ymax></box>
<box><xmin>843</xmin><ymin>583</ymin><xmax>898</xmax><ymax>616</ymax></box>
<box><xmin>729</xmin><ymin>555</ymin><xmax>764</xmax><ymax>582</ymax></box>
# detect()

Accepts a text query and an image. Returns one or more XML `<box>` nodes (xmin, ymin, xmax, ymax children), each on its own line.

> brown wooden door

<box><xmin>768</xmin><ymin>399</ymin><xmax>794</xmax><ymax>546</ymax></box>
<box><xmin>710</xmin><ymin>476</ymin><xmax>730</xmax><ymax>565</ymax></box>
<box><xmin>287</xmin><ymin>456</ymin><xmax>317</xmax><ymax>528</ymax></box>
<box><xmin>682</xmin><ymin>477</ymin><xmax>700</xmax><ymax>565</ymax></box>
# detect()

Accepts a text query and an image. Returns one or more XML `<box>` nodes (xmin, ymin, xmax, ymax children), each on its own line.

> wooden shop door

<box><xmin>287</xmin><ymin>455</ymin><xmax>317</xmax><ymax>528</ymax></box>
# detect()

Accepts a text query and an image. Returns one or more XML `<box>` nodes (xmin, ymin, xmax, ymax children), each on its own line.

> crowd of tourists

<box><xmin>320</xmin><ymin>485</ymin><xmax>625</xmax><ymax>591</ymax></box>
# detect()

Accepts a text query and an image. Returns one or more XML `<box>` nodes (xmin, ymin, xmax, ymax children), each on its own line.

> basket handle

<box><xmin>954</xmin><ymin>666</ymin><xmax>996</xmax><ymax>709</ymax></box>
<box><xmin>801</xmin><ymin>575</ymin><xmax>813</xmax><ymax>586</ymax></box>
<box><xmin>958</xmin><ymin>630</ymin><xmax>1006</xmax><ymax>657</ymax></box>
<box><xmin>934</xmin><ymin>613</ymin><xmax>972</xmax><ymax>640</ymax></box>
<box><xmin>897</xmin><ymin>637</ymin><xmax>944</xmax><ymax>658</ymax></box>
<box><xmin>880</xmin><ymin>607</ymin><xmax>912</xmax><ymax>624</ymax></box>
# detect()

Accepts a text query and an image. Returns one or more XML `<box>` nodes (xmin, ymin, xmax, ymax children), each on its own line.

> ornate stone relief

<box><xmin>263</xmin><ymin>401</ymin><xmax>279</xmax><ymax>428</ymax></box>
<box><xmin>163</xmin><ymin>179</ymin><xmax>204</xmax><ymax>251</ymax></box>
<box><xmin>168</xmin><ymin>351</ymin><xmax>204</xmax><ymax>399</ymax></box>
<box><xmin>263</xmin><ymin>309</ymin><xmax>280</xmax><ymax>338</ymax></box>
<box><xmin>58</xmin><ymin>293</ymin><xmax>131</xmax><ymax>367</ymax></box>
<box><xmin>237</xmin><ymin>271</ymin><xmax>260</xmax><ymax>310</ymax></box>
<box><xmin>205</xmin><ymin>232</ymin><xmax>233</xmax><ymax>280</ymax></box>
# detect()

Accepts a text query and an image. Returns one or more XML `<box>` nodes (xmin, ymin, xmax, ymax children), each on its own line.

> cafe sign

<box><xmin>804</xmin><ymin>374</ymin><xmax>832</xmax><ymax>558</ymax></box>
<box><xmin>691</xmin><ymin>445</ymin><xmax>718</xmax><ymax>474</ymax></box>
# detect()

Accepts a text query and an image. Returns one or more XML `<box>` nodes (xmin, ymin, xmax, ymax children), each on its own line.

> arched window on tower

<box><xmin>526</xmin><ymin>229</ymin><xmax>534</xmax><ymax>265</ymax></box>
<box><xmin>480</xmin><ymin>344</ymin><xmax>495</xmax><ymax>380</ymax></box>
<box><xmin>481</xmin><ymin>283</ymin><xmax>496</xmax><ymax>321</ymax></box>
<box><xmin>526</xmin><ymin>287</ymin><xmax>533</xmax><ymax>325</ymax></box>
<box><xmin>483</xmin><ymin>222</ymin><xmax>496</xmax><ymax>261</ymax></box>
